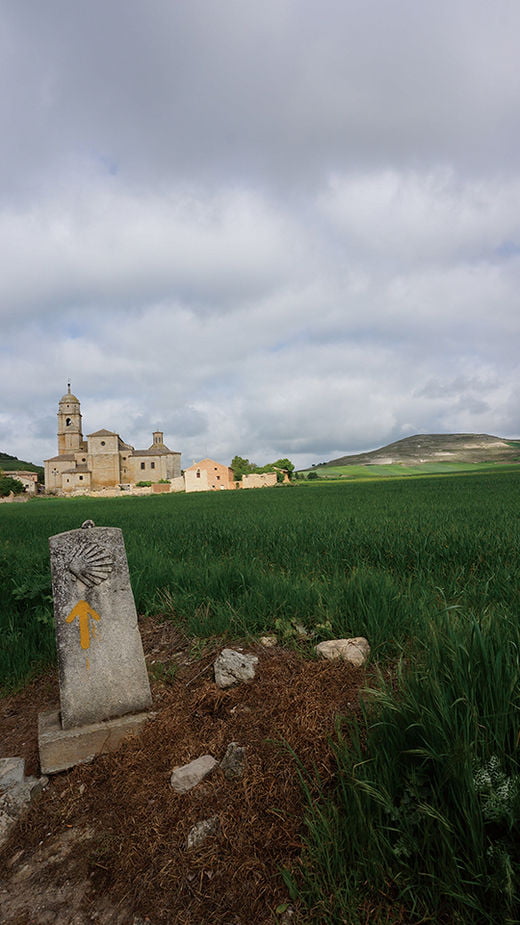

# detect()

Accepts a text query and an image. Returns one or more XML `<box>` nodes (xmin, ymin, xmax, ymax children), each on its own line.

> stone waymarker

<box><xmin>38</xmin><ymin>521</ymin><xmax>152</xmax><ymax>774</ymax></box>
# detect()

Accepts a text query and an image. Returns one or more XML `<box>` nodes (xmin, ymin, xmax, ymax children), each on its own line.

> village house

<box><xmin>183</xmin><ymin>459</ymin><xmax>290</xmax><ymax>492</ymax></box>
<box><xmin>44</xmin><ymin>386</ymin><xmax>181</xmax><ymax>493</ymax></box>
<box><xmin>9</xmin><ymin>471</ymin><xmax>38</xmax><ymax>493</ymax></box>
<box><xmin>184</xmin><ymin>458</ymin><xmax>235</xmax><ymax>492</ymax></box>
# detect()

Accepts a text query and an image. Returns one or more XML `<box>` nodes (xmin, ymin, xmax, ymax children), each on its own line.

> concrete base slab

<box><xmin>38</xmin><ymin>709</ymin><xmax>152</xmax><ymax>775</ymax></box>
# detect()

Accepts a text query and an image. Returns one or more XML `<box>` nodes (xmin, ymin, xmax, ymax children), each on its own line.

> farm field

<box><xmin>1</xmin><ymin>470</ymin><xmax>520</xmax><ymax>922</ymax></box>
<box><xmin>301</xmin><ymin>460</ymin><xmax>520</xmax><ymax>479</ymax></box>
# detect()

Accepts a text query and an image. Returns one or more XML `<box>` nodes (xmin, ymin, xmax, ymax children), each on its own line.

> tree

<box><xmin>230</xmin><ymin>455</ymin><xmax>295</xmax><ymax>482</ymax></box>
<box><xmin>272</xmin><ymin>458</ymin><xmax>295</xmax><ymax>480</ymax></box>
<box><xmin>230</xmin><ymin>456</ymin><xmax>257</xmax><ymax>482</ymax></box>
<box><xmin>0</xmin><ymin>474</ymin><xmax>25</xmax><ymax>497</ymax></box>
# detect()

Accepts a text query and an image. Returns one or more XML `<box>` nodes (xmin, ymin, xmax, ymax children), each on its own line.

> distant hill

<box><xmin>324</xmin><ymin>434</ymin><xmax>520</xmax><ymax>467</ymax></box>
<box><xmin>0</xmin><ymin>452</ymin><xmax>43</xmax><ymax>479</ymax></box>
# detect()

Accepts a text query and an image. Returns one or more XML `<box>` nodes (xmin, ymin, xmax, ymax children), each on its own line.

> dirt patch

<box><xmin>0</xmin><ymin>618</ymin><xmax>366</xmax><ymax>924</ymax></box>
<box><xmin>0</xmin><ymin>674</ymin><xmax>60</xmax><ymax>778</ymax></box>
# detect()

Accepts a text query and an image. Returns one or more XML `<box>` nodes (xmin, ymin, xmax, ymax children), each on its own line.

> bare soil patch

<box><xmin>0</xmin><ymin>618</ymin><xmax>366</xmax><ymax>924</ymax></box>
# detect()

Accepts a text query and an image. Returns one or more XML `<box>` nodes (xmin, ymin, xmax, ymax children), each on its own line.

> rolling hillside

<box><xmin>0</xmin><ymin>452</ymin><xmax>43</xmax><ymax>479</ymax></box>
<box><xmin>323</xmin><ymin>434</ymin><xmax>520</xmax><ymax>468</ymax></box>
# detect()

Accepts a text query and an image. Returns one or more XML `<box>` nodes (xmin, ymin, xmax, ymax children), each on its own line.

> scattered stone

<box><xmin>293</xmin><ymin>622</ymin><xmax>310</xmax><ymax>638</ymax></box>
<box><xmin>0</xmin><ymin>757</ymin><xmax>26</xmax><ymax>791</ymax></box>
<box><xmin>0</xmin><ymin>763</ymin><xmax>49</xmax><ymax>848</ymax></box>
<box><xmin>0</xmin><ymin>810</ymin><xmax>14</xmax><ymax>845</ymax></box>
<box><xmin>220</xmin><ymin>742</ymin><xmax>247</xmax><ymax>780</ymax></box>
<box><xmin>279</xmin><ymin>904</ymin><xmax>297</xmax><ymax>923</ymax></box>
<box><xmin>260</xmin><ymin>635</ymin><xmax>278</xmax><ymax>647</ymax></box>
<box><xmin>214</xmin><ymin>649</ymin><xmax>258</xmax><ymax>688</ymax></box>
<box><xmin>6</xmin><ymin>849</ymin><xmax>25</xmax><ymax>869</ymax></box>
<box><xmin>186</xmin><ymin>815</ymin><xmax>220</xmax><ymax>849</ymax></box>
<box><xmin>315</xmin><ymin>636</ymin><xmax>370</xmax><ymax>666</ymax></box>
<box><xmin>170</xmin><ymin>755</ymin><xmax>218</xmax><ymax>793</ymax></box>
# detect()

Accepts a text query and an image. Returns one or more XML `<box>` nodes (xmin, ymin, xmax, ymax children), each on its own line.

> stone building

<box><xmin>9</xmin><ymin>471</ymin><xmax>38</xmax><ymax>493</ymax></box>
<box><xmin>184</xmin><ymin>458</ymin><xmax>236</xmax><ymax>492</ymax></box>
<box><xmin>44</xmin><ymin>386</ymin><xmax>181</xmax><ymax>493</ymax></box>
<box><xmin>182</xmin><ymin>459</ymin><xmax>289</xmax><ymax>492</ymax></box>
<box><xmin>241</xmin><ymin>471</ymin><xmax>279</xmax><ymax>488</ymax></box>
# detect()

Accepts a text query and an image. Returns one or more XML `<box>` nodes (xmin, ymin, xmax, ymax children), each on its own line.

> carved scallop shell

<box><xmin>68</xmin><ymin>541</ymin><xmax>114</xmax><ymax>588</ymax></box>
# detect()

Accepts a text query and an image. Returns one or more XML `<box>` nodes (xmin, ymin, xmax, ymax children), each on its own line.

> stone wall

<box><xmin>184</xmin><ymin>459</ymin><xmax>235</xmax><ymax>491</ymax></box>
<box><xmin>185</xmin><ymin>469</ymin><xmax>210</xmax><ymax>492</ymax></box>
<box><xmin>240</xmin><ymin>472</ymin><xmax>278</xmax><ymax>489</ymax></box>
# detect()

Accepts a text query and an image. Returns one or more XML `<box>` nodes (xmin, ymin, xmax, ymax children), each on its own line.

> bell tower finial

<box><xmin>57</xmin><ymin>385</ymin><xmax>83</xmax><ymax>455</ymax></box>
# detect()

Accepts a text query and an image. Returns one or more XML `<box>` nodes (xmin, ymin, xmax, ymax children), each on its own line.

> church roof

<box><xmin>45</xmin><ymin>454</ymin><xmax>75</xmax><ymax>462</ymax></box>
<box><xmin>185</xmin><ymin>458</ymin><xmax>230</xmax><ymax>470</ymax></box>
<box><xmin>134</xmin><ymin>444</ymin><xmax>175</xmax><ymax>457</ymax></box>
<box><xmin>88</xmin><ymin>429</ymin><xmax>117</xmax><ymax>437</ymax></box>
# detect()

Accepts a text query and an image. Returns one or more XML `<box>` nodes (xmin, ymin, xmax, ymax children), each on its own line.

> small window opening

<box><xmin>151</xmin><ymin>462</ymin><xmax>155</xmax><ymax>469</ymax></box>
<box><xmin>140</xmin><ymin>462</ymin><xmax>145</xmax><ymax>470</ymax></box>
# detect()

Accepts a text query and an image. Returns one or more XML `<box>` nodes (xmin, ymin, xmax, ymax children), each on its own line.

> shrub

<box><xmin>0</xmin><ymin>475</ymin><xmax>24</xmax><ymax>496</ymax></box>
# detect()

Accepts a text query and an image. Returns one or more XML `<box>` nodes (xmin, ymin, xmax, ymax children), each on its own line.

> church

<box><xmin>44</xmin><ymin>386</ymin><xmax>181</xmax><ymax>493</ymax></box>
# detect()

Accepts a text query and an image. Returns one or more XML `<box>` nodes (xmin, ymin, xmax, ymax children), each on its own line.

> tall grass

<box><xmin>285</xmin><ymin>605</ymin><xmax>520</xmax><ymax>923</ymax></box>
<box><xmin>2</xmin><ymin>471</ymin><xmax>520</xmax><ymax>918</ymax></box>
<box><xmin>1</xmin><ymin>469</ymin><xmax>520</xmax><ymax>687</ymax></box>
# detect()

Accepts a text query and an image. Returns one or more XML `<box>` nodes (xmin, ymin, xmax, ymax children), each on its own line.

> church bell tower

<box><xmin>57</xmin><ymin>383</ymin><xmax>84</xmax><ymax>455</ymax></box>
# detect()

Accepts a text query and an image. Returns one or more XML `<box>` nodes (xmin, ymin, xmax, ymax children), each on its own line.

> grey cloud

<box><xmin>161</xmin><ymin>407</ymin><xmax>209</xmax><ymax>440</ymax></box>
<box><xmin>2</xmin><ymin>0</ymin><xmax>520</xmax><ymax>201</ymax></box>
<box><xmin>2</xmin><ymin>2</ymin><xmax>520</xmax><ymax>468</ymax></box>
<box><xmin>414</xmin><ymin>376</ymin><xmax>498</xmax><ymax>400</ymax></box>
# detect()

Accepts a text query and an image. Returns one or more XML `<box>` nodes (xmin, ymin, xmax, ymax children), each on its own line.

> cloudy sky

<box><xmin>2</xmin><ymin>1</ymin><xmax>519</xmax><ymax>469</ymax></box>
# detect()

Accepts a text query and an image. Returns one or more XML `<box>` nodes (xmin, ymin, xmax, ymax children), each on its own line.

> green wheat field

<box><xmin>1</xmin><ymin>469</ymin><xmax>519</xmax><ymax>922</ymax></box>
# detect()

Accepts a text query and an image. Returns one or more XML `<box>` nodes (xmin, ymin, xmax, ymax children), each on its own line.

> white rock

<box><xmin>0</xmin><ymin>810</ymin><xmax>14</xmax><ymax>845</ymax></box>
<box><xmin>315</xmin><ymin>637</ymin><xmax>370</xmax><ymax>667</ymax></box>
<box><xmin>293</xmin><ymin>622</ymin><xmax>309</xmax><ymax>638</ymax></box>
<box><xmin>220</xmin><ymin>742</ymin><xmax>247</xmax><ymax>780</ymax></box>
<box><xmin>0</xmin><ymin>774</ymin><xmax>48</xmax><ymax>848</ymax></box>
<box><xmin>170</xmin><ymin>755</ymin><xmax>218</xmax><ymax>792</ymax></box>
<box><xmin>0</xmin><ymin>757</ymin><xmax>25</xmax><ymax>792</ymax></box>
<box><xmin>214</xmin><ymin>649</ymin><xmax>258</xmax><ymax>688</ymax></box>
<box><xmin>186</xmin><ymin>815</ymin><xmax>220</xmax><ymax>849</ymax></box>
<box><xmin>259</xmin><ymin>635</ymin><xmax>278</xmax><ymax>647</ymax></box>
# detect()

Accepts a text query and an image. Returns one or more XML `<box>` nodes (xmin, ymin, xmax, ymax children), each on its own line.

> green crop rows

<box><xmin>302</xmin><ymin>460</ymin><xmax>520</xmax><ymax>479</ymax></box>
<box><xmin>1</xmin><ymin>470</ymin><xmax>520</xmax><ymax>921</ymax></box>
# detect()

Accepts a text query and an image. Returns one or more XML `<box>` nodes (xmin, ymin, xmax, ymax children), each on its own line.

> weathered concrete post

<box><xmin>38</xmin><ymin>520</ymin><xmax>152</xmax><ymax>774</ymax></box>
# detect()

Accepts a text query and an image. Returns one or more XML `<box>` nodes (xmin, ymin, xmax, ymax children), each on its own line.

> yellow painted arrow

<box><xmin>65</xmin><ymin>600</ymin><xmax>101</xmax><ymax>650</ymax></box>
